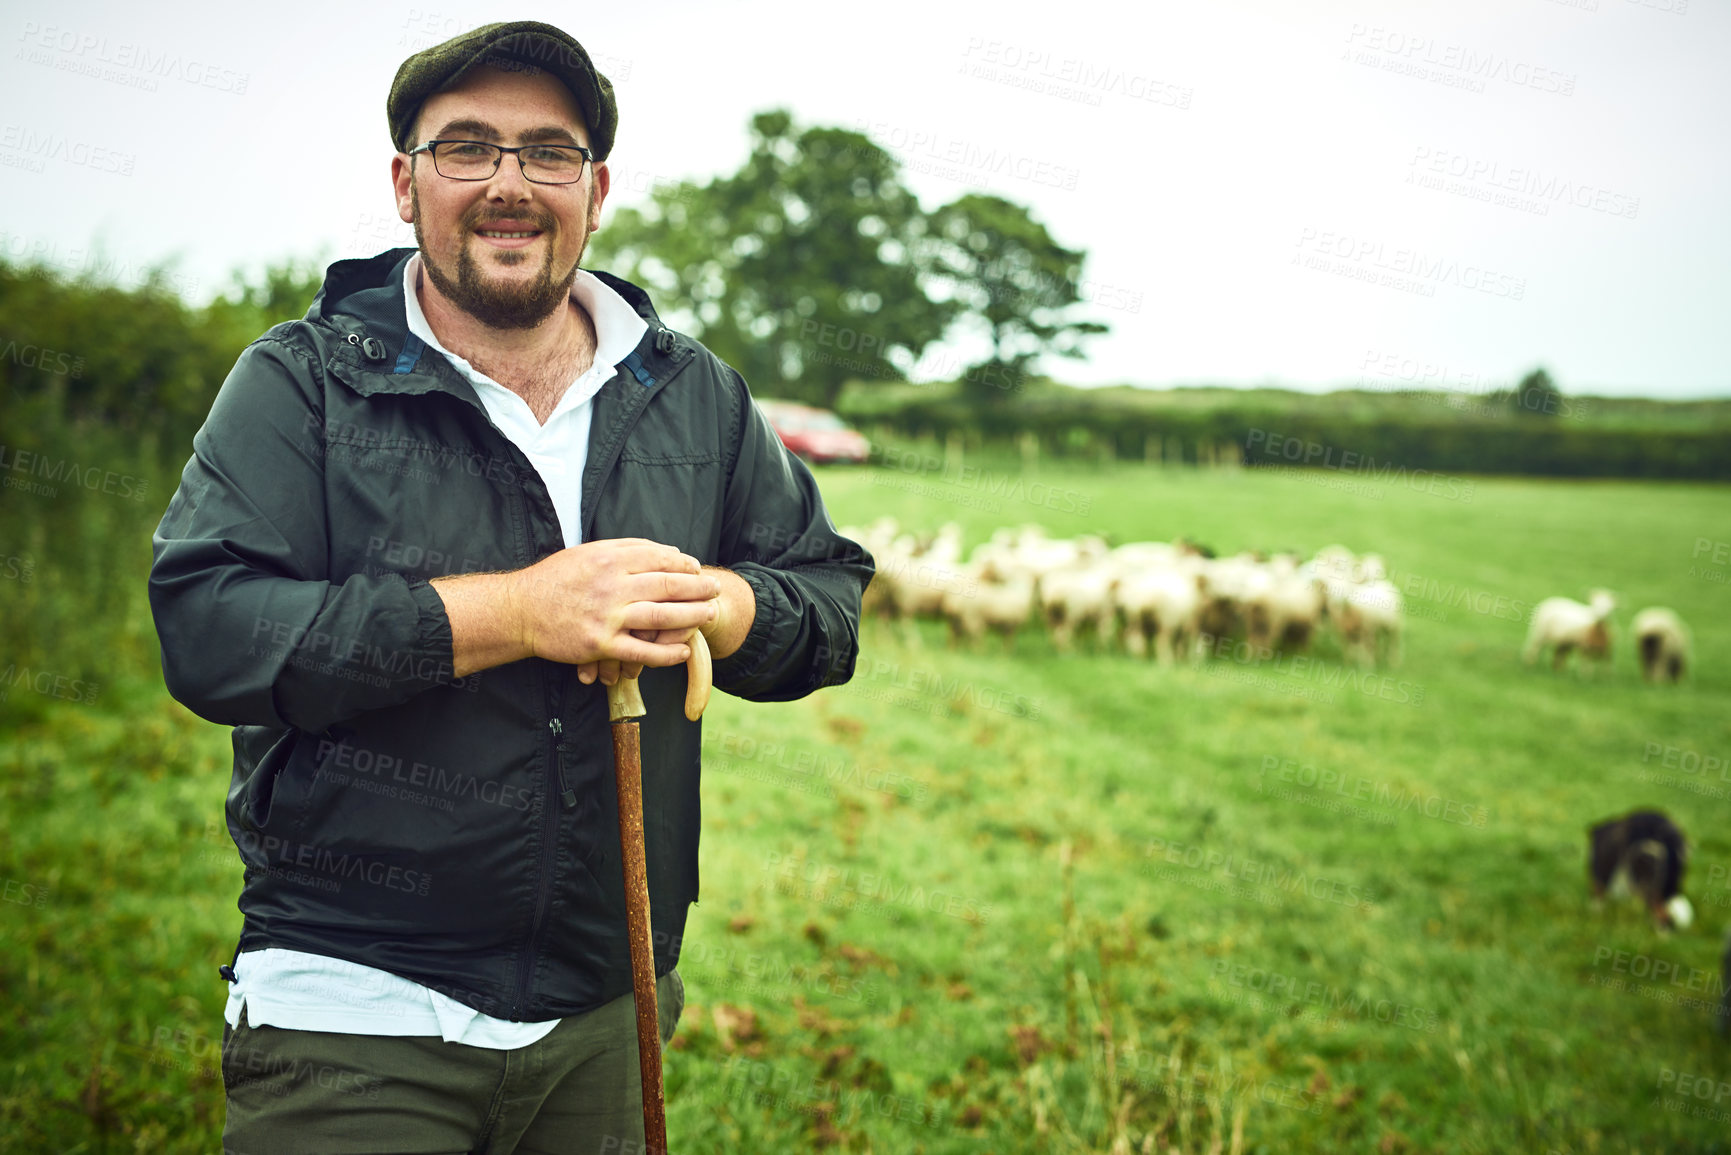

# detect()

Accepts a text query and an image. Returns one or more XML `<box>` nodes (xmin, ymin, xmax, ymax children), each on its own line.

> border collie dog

<box><xmin>1588</xmin><ymin>810</ymin><xmax>1693</xmax><ymax>929</ymax></box>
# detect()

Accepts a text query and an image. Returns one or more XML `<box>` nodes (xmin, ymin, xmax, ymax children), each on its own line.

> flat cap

<box><xmin>388</xmin><ymin>21</ymin><xmax>617</xmax><ymax>161</ymax></box>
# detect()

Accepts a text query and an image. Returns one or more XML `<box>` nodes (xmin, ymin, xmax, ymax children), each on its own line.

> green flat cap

<box><xmin>388</xmin><ymin>20</ymin><xmax>617</xmax><ymax>161</ymax></box>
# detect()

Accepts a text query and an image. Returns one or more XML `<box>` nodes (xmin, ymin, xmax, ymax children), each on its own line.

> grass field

<box><xmin>3</xmin><ymin>450</ymin><xmax>1729</xmax><ymax>1153</ymax></box>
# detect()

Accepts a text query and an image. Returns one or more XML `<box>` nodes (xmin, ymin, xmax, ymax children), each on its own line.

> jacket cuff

<box><xmin>406</xmin><ymin>577</ymin><xmax>458</xmax><ymax>684</ymax></box>
<box><xmin>711</xmin><ymin>566</ymin><xmax>775</xmax><ymax>684</ymax></box>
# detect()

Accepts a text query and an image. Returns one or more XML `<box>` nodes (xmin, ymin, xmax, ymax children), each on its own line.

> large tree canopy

<box><xmin>591</xmin><ymin>110</ymin><xmax>954</xmax><ymax>408</ymax></box>
<box><xmin>923</xmin><ymin>193</ymin><xmax>1108</xmax><ymax>399</ymax></box>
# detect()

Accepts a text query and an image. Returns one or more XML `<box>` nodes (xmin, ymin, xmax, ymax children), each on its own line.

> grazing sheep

<box><xmin>1040</xmin><ymin>563</ymin><xmax>1118</xmax><ymax>653</ymax></box>
<box><xmin>1116</xmin><ymin>563</ymin><xmax>1206</xmax><ymax>665</ymax></box>
<box><xmin>942</xmin><ymin>565</ymin><xmax>1036</xmax><ymax>649</ymax></box>
<box><xmin>1632</xmin><ymin>607</ymin><xmax>1691</xmax><ymax>684</ymax></box>
<box><xmin>1195</xmin><ymin>554</ymin><xmax>1259</xmax><ymax>644</ymax></box>
<box><xmin>1245</xmin><ymin>556</ymin><xmax>1327</xmax><ymax>655</ymax></box>
<box><xmin>1523</xmin><ymin>589</ymin><xmax>1616</xmax><ymax>674</ymax></box>
<box><xmin>1334</xmin><ymin>579</ymin><xmax>1403</xmax><ymax>667</ymax></box>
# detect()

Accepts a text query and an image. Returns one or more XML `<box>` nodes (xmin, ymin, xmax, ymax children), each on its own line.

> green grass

<box><xmin>3</xmin><ymin>452</ymin><xmax>1729</xmax><ymax>1152</ymax></box>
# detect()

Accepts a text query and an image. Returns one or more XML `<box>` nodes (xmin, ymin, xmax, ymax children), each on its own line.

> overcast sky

<box><xmin>2</xmin><ymin>0</ymin><xmax>1725</xmax><ymax>398</ymax></box>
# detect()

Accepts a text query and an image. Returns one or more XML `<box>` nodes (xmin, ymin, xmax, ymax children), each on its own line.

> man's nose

<box><xmin>484</xmin><ymin>155</ymin><xmax>535</xmax><ymax>201</ymax></box>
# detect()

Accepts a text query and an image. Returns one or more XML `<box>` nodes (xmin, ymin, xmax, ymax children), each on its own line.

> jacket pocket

<box><xmin>231</xmin><ymin>726</ymin><xmax>314</xmax><ymax>834</ymax></box>
<box><xmin>602</xmin><ymin>453</ymin><xmax>723</xmax><ymax>556</ymax></box>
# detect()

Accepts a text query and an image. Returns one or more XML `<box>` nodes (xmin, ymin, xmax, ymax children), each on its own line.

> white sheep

<box><xmin>942</xmin><ymin>565</ymin><xmax>1036</xmax><ymax>649</ymax></box>
<box><xmin>1632</xmin><ymin>607</ymin><xmax>1691</xmax><ymax>684</ymax></box>
<box><xmin>1245</xmin><ymin>555</ymin><xmax>1327</xmax><ymax>655</ymax></box>
<box><xmin>1116</xmin><ymin>563</ymin><xmax>1205</xmax><ymax>665</ymax></box>
<box><xmin>1040</xmin><ymin>562</ymin><xmax>1118</xmax><ymax>653</ymax></box>
<box><xmin>1523</xmin><ymin>589</ymin><xmax>1615</xmax><ymax>673</ymax></box>
<box><xmin>1334</xmin><ymin>578</ymin><xmax>1403</xmax><ymax>667</ymax></box>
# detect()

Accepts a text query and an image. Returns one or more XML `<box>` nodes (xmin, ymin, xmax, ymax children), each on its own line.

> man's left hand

<box><xmin>578</xmin><ymin>566</ymin><xmax>755</xmax><ymax>687</ymax></box>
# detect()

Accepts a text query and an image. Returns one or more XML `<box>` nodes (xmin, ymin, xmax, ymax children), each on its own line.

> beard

<box><xmin>411</xmin><ymin>179</ymin><xmax>589</xmax><ymax>330</ymax></box>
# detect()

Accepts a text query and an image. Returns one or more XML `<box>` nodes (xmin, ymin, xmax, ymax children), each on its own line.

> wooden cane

<box><xmin>607</xmin><ymin>630</ymin><xmax>712</xmax><ymax>1155</ymax></box>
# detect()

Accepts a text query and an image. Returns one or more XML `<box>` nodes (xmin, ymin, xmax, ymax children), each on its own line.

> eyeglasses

<box><xmin>407</xmin><ymin>140</ymin><xmax>593</xmax><ymax>185</ymax></box>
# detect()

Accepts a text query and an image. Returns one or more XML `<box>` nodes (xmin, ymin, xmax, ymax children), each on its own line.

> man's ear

<box><xmin>392</xmin><ymin>154</ymin><xmax>415</xmax><ymax>224</ymax></box>
<box><xmin>588</xmin><ymin>162</ymin><xmax>611</xmax><ymax>234</ymax></box>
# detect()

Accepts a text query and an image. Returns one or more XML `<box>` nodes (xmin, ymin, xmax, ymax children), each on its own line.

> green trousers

<box><xmin>221</xmin><ymin>970</ymin><xmax>683</xmax><ymax>1155</ymax></box>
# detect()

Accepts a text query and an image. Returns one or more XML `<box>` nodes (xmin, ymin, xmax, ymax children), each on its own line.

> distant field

<box><xmin>2</xmin><ymin>455</ymin><xmax>1729</xmax><ymax>1153</ymax></box>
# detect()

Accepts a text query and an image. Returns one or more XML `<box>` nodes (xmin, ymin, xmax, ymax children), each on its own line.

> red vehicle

<box><xmin>753</xmin><ymin>399</ymin><xmax>871</xmax><ymax>464</ymax></box>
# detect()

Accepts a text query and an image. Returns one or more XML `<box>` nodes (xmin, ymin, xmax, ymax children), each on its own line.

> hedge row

<box><xmin>842</xmin><ymin>396</ymin><xmax>1731</xmax><ymax>479</ymax></box>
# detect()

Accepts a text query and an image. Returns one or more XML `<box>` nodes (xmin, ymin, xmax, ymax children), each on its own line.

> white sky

<box><xmin>1</xmin><ymin>0</ymin><xmax>1725</xmax><ymax>398</ymax></box>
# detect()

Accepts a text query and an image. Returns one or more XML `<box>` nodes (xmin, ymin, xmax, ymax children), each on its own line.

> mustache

<box><xmin>464</xmin><ymin>207</ymin><xmax>557</xmax><ymax>232</ymax></box>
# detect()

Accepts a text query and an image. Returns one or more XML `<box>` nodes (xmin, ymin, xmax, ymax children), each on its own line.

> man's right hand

<box><xmin>432</xmin><ymin>539</ymin><xmax>719</xmax><ymax>680</ymax></box>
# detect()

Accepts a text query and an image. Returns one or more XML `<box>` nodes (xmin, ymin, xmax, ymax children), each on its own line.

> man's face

<box><xmin>391</xmin><ymin>64</ymin><xmax>610</xmax><ymax>330</ymax></box>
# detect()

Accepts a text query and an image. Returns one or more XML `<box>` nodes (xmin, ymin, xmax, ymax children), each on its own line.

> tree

<box><xmin>1510</xmin><ymin>367</ymin><xmax>1565</xmax><ymax>418</ymax></box>
<box><xmin>923</xmin><ymin>193</ymin><xmax>1107</xmax><ymax>400</ymax></box>
<box><xmin>590</xmin><ymin>110</ymin><xmax>954</xmax><ymax>408</ymax></box>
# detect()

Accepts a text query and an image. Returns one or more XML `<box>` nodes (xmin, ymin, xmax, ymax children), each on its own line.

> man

<box><xmin>148</xmin><ymin>21</ymin><xmax>871</xmax><ymax>1154</ymax></box>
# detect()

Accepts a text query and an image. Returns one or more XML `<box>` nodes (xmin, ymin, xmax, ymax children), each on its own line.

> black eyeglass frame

<box><xmin>406</xmin><ymin>139</ymin><xmax>595</xmax><ymax>185</ymax></box>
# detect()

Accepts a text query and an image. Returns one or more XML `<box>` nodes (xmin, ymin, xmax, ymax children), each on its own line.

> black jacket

<box><xmin>149</xmin><ymin>248</ymin><xmax>871</xmax><ymax>1020</ymax></box>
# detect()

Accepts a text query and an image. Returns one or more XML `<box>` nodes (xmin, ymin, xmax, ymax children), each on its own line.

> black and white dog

<box><xmin>1588</xmin><ymin>809</ymin><xmax>1693</xmax><ymax>929</ymax></box>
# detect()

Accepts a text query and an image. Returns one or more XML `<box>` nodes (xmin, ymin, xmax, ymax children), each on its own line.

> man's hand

<box><xmin>590</xmin><ymin>566</ymin><xmax>756</xmax><ymax>687</ymax></box>
<box><xmin>432</xmin><ymin>539</ymin><xmax>719</xmax><ymax>680</ymax></box>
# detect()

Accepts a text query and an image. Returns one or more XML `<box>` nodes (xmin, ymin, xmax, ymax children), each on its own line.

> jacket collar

<box><xmin>310</xmin><ymin>247</ymin><xmax>693</xmax><ymax>400</ymax></box>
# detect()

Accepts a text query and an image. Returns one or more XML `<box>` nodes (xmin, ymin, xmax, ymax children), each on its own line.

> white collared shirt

<box><xmin>223</xmin><ymin>255</ymin><xmax>650</xmax><ymax>1048</ymax></box>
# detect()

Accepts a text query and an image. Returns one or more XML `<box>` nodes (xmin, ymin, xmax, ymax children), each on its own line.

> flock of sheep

<box><xmin>843</xmin><ymin>519</ymin><xmax>1404</xmax><ymax>667</ymax></box>
<box><xmin>844</xmin><ymin>518</ymin><xmax>1695</xmax><ymax>682</ymax></box>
